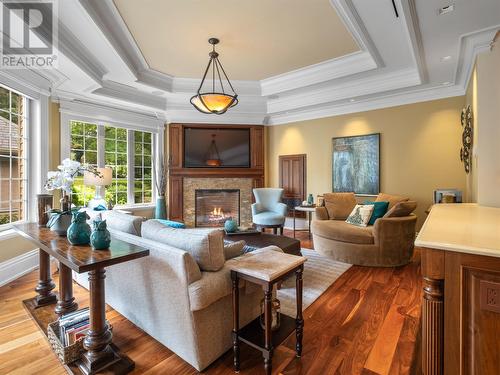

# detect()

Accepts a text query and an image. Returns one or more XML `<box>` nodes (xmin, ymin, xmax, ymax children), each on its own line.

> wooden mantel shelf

<box><xmin>415</xmin><ymin>203</ymin><xmax>500</xmax><ymax>257</ymax></box>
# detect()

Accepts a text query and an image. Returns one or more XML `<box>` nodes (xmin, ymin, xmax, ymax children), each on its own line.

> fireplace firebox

<box><xmin>195</xmin><ymin>189</ymin><xmax>240</xmax><ymax>227</ymax></box>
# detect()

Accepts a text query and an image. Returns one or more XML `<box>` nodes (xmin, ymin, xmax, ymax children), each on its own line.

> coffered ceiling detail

<box><xmin>113</xmin><ymin>0</ymin><xmax>360</xmax><ymax>81</ymax></box>
<box><xmin>2</xmin><ymin>0</ymin><xmax>499</xmax><ymax>126</ymax></box>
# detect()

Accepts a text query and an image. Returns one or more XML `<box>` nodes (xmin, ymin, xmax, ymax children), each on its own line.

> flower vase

<box><xmin>155</xmin><ymin>196</ymin><xmax>167</xmax><ymax>219</ymax></box>
<box><xmin>224</xmin><ymin>217</ymin><xmax>238</xmax><ymax>233</ymax></box>
<box><xmin>47</xmin><ymin>212</ymin><xmax>72</xmax><ymax>236</ymax></box>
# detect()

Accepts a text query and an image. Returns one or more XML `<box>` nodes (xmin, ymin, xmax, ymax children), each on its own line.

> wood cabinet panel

<box><xmin>168</xmin><ymin>124</ymin><xmax>183</xmax><ymax>169</ymax></box>
<box><xmin>251</xmin><ymin>127</ymin><xmax>264</xmax><ymax>168</ymax></box>
<box><xmin>168</xmin><ymin>176</ymin><xmax>183</xmax><ymax>221</ymax></box>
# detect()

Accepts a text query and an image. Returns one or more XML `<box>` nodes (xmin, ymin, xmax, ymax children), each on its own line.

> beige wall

<box><xmin>267</xmin><ymin>97</ymin><xmax>466</xmax><ymax>229</ymax></box>
<box><xmin>465</xmin><ymin>67</ymin><xmax>478</xmax><ymax>202</ymax></box>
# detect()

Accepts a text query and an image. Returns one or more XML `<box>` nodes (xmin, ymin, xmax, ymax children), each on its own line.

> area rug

<box><xmin>277</xmin><ymin>249</ymin><xmax>352</xmax><ymax>316</ymax></box>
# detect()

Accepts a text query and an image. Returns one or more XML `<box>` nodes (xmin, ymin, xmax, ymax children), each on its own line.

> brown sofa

<box><xmin>311</xmin><ymin>192</ymin><xmax>417</xmax><ymax>267</ymax></box>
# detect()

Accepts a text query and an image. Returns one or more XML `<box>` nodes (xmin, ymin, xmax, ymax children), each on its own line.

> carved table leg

<box><xmin>34</xmin><ymin>250</ymin><xmax>56</xmax><ymax>307</ymax></box>
<box><xmin>55</xmin><ymin>262</ymin><xmax>78</xmax><ymax>316</ymax></box>
<box><xmin>295</xmin><ymin>265</ymin><xmax>304</xmax><ymax>357</ymax></box>
<box><xmin>231</xmin><ymin>271</ymin><xmax>240</xmax><ymax>373</ymax></box>
<box><xmin>422</xmin><ymin>277</ymin><xmax>444</xmax><ymax>375</ymax></box>
<box><xmin>264</xmin><ymin>285</ymin><xmax>273</xmax><ymax>375</ymax></box>
<box><xmin>77</xmin><ymin>268</ymin><xmax>119</xmax><ymax>374</ymax></box>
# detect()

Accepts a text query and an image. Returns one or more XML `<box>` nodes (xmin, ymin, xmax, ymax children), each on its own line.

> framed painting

<box><xmin>332</xmin><ymin>133</ymin><xmax>380</xmax><ymax>195</ymax></box>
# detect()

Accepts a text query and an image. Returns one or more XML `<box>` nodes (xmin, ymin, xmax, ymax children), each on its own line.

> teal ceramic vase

<box><xmin>224</xmin><ymin>217</ymin><xmax>238</xmax><ymax>233</ymax></box>
<box><xmin>90</xmin><ymin>219</ymin><xmax>111</xmax><ymax>250</ymax></box>
<box><xmin>47</xmin><ymin>212</ymin><xmax>72</xmax><ymax>236</ymax></box>
<box><xmin>155</xmin><ymin>196</ymin><xmax>167</xmax><ymax>219</ymax></box>
<box><xmin>307</xmin><ymin>193</ymin><xmax>314</xmax><ymax>205</ymax></box>
<box><xmin>67</xmin><ymin>211</ymin><xmax>91</xmax><ymax>245</ymax></box>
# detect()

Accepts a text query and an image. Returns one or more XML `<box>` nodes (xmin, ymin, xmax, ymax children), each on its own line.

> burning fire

<box><xmin>212</xmin><ymin>207</ymin><xmax>223</xmax><ymax>216</ymax></box>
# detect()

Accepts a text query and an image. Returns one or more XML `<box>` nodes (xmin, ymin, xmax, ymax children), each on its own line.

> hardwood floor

<box><xmin>0</xmin><ymin>232</ymin><xmax>422</xmax><ymax>375</ymax></box>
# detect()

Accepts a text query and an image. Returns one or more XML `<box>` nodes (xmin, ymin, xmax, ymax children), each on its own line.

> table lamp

<box><xmin>84</xmin><ymin>167</ymin><xmax>112</xmax><ymax>210</ymax></box>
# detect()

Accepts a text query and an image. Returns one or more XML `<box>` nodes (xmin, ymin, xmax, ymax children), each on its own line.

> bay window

<box><xmin>68</xmin><ymin>120</ymin><xmax>155</xmax><ymax>207</ymax></box>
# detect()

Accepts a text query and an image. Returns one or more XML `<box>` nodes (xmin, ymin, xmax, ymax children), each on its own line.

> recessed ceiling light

<box><xmin>442</xmin><ymin>81</ymin><xmax>451</xmax><ymax>85</ymax></box>
<box><xmin>349</xmin><ymin>99</ymin><xmax>356</xmax><ymax>102</ymax></box>
<box><xmin>440</xmin><ymin>55</ymin><xmax>452</xmax><ymax>62</ymax></box>
<box><xmin>438</xmin><ymin>4</ymin><xmax>454</xmax><ymax>15</ymax></box>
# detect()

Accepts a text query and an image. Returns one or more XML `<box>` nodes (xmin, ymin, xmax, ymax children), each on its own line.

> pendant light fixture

<box><xmin>190</xmin><ymin>38</ymin><xmax>238</xmax><ymax>114</ymax></box>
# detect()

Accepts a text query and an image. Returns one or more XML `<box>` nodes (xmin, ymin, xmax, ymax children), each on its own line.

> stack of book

<box><xmin>58</xmin><ymin>308</ymin><xmax>90</xmax><ymax>346</ymax></box>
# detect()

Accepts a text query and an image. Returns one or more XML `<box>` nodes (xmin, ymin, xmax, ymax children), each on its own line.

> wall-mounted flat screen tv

<box><xmin>184</xmin><ymin>127</ymin><xmax>251</xmax><ymax>168</ymax></box>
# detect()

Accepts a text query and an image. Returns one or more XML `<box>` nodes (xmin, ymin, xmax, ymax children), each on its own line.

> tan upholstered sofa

<box><xmin>73</xmin><ymin>214</ymin><xmax>277</xmax><ymax>371</ymax></box>
<box><xmin>312</xmin><ymin>192</ymin><xmax>417</xmax><ymax>267</ymax></box>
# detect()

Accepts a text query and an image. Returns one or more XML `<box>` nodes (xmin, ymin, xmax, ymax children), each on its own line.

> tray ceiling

<box><xmin>113</xmin><ymin>0</ymin><xmax>360</xmax><ymax>80</ymax></box>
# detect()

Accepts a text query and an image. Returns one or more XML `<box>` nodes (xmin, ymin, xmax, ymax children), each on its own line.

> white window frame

<box><xmin>59</xmin><ymin>100</ymin><xmax>164</xmax><ymax>209</ymax></box>
<box><xmin>0</xmin><ymin>78</ymin><xmax>50</xmax><ymax>233</ymax></box>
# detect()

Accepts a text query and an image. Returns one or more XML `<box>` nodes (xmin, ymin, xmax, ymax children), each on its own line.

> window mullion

<box><xmin>97</xmin><ymin>125</ymin><xmax>105</xmax><ymax>168</ymax></box>
<box><xmin>127</xmin><ymin>130</ymin><xmax>134</xmax><ymax>205</ymax></box>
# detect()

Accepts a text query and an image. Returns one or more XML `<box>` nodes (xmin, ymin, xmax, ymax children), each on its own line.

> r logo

<box><xmin>2</xmin><ymin>2</ymin><xmax>53</xmax><ymax>55</ymax></box>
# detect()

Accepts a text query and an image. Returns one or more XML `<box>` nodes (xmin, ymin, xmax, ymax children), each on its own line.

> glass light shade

<box><xmin>84</xmin><ymin>167</ymin><xmax>112</xmax><ymax>186</ymax></box>
<box><xmin>190</xmin><ymin>93</ymin><xmax>238</xmax><ymax>114</ymax></box>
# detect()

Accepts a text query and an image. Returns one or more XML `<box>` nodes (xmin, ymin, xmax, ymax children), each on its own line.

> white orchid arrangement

<box><xmin>44</xmin><ymin>159</ymin><xmax>102</xmax><ymax>224</ymax></box>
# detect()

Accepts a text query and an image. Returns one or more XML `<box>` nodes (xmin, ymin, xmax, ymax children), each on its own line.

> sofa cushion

<box><xmin>375</xmin><ymin>193</ymin><xmax>409</xmax><ymax>209</ymax></box>
<box><xmin>102</xmin><ymin>211</ymin><xmax>145</xmax><ymax>236</ymax></box>
<box><xmin>323</xmin><ymin>192</ymin><xmax>357</xmax><ymax>220</ymax></box>
<box><xmin>223</xmin><ymin>240</ymin><xmax>246</xmax><ymax>260</ymax></box>
<box><xmin>384</xmin><ymin>201</ymin><xmax>417</xmax><ymax>218</ymax></box>
<box><xmin>153</xmin><ymin>218</ymin><xmax>186</xmax><ymax>228</ymax></box>
<box><xmin>312</xmin><ymin>220</ymin><xmax>374</xmax><ymax>244</ymax></box>
<box><xmin>252</xmin><ymin>212</ymin><xmax>285</xmax><ymax>226</ymax></box>
<box><xmin>141</xmin><ymin>220</ymin><xmax>225</xmax><ymax>271</ymax></box>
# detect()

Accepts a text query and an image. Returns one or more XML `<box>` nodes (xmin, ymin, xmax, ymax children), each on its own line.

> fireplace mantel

<box><xmin>168</xmin><ymin>123</ymin><xmax>265</xmax><ymax>222</ymax></box>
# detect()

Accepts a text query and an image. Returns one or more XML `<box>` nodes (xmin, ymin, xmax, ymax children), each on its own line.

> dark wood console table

<box><xmin>13</xmin><ymin>223</ymin><xmax>149</xmax><ymax>375</ymax></box>
<box><xmin>228</xmin><ymin>249</ymin><xmax>306</xmax><ymax>375</ymax></box>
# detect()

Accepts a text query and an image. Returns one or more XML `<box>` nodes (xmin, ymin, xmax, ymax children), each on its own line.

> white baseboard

<box><xmin>0</xmin><ymin>249</ymin><xmax>39</xmax><ymax>287</ymax></box>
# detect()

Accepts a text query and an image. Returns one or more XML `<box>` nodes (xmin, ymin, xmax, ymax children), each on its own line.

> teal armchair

<box><xmin>251</xmin><ymin>188</ymin><xmax>287</xmax><ymax>235</ymax></box>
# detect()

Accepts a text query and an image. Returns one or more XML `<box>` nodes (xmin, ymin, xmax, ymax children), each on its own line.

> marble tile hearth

<box><xmin>183</xmin><ymin>177</ymin><xmax>253</xmax><ymax>228</ymax></box>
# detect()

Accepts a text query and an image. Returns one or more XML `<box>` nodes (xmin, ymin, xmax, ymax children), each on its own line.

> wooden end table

<box><xmin>14</xmin><ymin>223</ymin><xmax>149</xmax><ymax>375</ymax></box>
<box><xmin>228</xmin><ymin>249</ymin><xmax>306</xmax><ymax>375</ymax></box>
<box><xmin>293</xmin><ymin>205</ymin><xmax>316</xmax><ymax>239</ymax></box>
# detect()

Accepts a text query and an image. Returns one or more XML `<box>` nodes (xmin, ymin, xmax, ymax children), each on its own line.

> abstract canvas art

<box><xmin>332</xmin><ymin>133</ymin><xmax>380</xmax><ymax>195</ymax></box>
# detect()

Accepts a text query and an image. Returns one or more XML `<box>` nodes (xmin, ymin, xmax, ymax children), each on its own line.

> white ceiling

<box><xmin>2</xmin><ymin>0</ymin><xmax>499</xmax><ymax>126</ymax></box>
<box><xmin>113</xmin><ymin>0</ymin><xmax>360</xmax><ymax>80</ymax></box>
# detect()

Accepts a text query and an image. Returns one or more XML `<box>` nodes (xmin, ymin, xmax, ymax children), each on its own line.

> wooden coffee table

<box><xmin>224</xmin><ymin>232</ymin><xmax>301</xmax><ymax>256</ymax></box>
<box><xmin>14</xmin><ymin>223</ymin><xmax>149</xmax><ymax>375</ymax></box>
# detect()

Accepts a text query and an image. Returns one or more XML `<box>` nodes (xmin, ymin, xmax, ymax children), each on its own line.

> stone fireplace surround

<box><xmin>183</xmin><ymin>178</ymin><xmax>253</xmax><ymax>228</ymax></box>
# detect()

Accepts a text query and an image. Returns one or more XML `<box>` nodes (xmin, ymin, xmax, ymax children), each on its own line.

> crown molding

<box><xmin>261</xmin><ymin>51</ymin><xmax>376</xmax><ymax>96</ymax></box>
<box><xmin>172</xmin><ymin>78</ymin><xmax>262</xmax><ymax>96</ymax></box>
<box><xmin>92</xmin><ymin>80</ymin><xmax>167</xmax><ymax>111</ymax></box>
<box><xmin>455</xmin><ymin>26</ymin><xmax>500</xmax><ymax>90</ymax></box>
<box><xmin>268</xmin><ymin>67</ymin><xmax>421</xmax><ymax>114</ymax></box>
<box><xmin>268</xmin><ymin>83</ymin><xmax>465</xmax><ymax>125</ymax></box>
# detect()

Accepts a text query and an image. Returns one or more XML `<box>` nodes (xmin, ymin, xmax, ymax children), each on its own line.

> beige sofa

<box><xmin>312</xmin><ymin>193</ymin><xmax>417</xmax><ymax>267</ymax></box>
<box><xmin>73</xmin><ymin>214</ymin><xmax>276</xmax><ymax>371</ymax></box>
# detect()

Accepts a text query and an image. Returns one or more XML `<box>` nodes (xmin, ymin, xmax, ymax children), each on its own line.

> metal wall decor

<box><xmin>460</xmin><ymin>105</ymin><xmax>473</xmax><ymax>174</ymax></box>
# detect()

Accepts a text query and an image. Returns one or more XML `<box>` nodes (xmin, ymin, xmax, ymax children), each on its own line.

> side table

<box><xmin>228</xmin><ymin>249</ymin><xmax>307</xmax><ymax>375</ymax></box>
<box><xmin>293</xmin><ymin>205</ymin><xmax>316</xmax><ymax>238</ymax></box>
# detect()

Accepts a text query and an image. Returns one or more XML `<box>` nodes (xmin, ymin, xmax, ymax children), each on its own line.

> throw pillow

<box><xmin>223</xmin><ymin>240</ymin><xmax>246</xmax><ymax>260</ymax></box>
<box><xmin>363</xmin><ymin>201</ymin><xmax>389</xmax><ymax>225</ymax></box>
<box><xmin>153</xmin><ymin>219</ymin><xmax>186</xmax><ymax>229</ymax></box>
<box><xmin>384</xmin><ymin>201</ymin><xmax>417</xmax><ymax>218</ymax></box>
<box><xmin>345</xmin><ymin>204</ymin><xmax>374</xmax><ymax>227</ymax></box>
<box><xmin>375</xmin><ymin>193</ymin><xmax>409</xmax><ymax>209</ymax></box>
<box><xmin>323</xmin><ymin>192</ymin><xmax>357</xmax><ymax>220</ymax></box>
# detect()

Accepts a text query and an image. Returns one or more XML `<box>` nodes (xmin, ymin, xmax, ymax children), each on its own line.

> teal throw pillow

<box><xmin>153</xmin><ymin>219</ymin><xmax>186</xmax><ymax>229</ymax></box>
<box><xmin>363</xmin><ymin>201</ymin><xmax>389</xmax><ymax>225</ymax></box>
